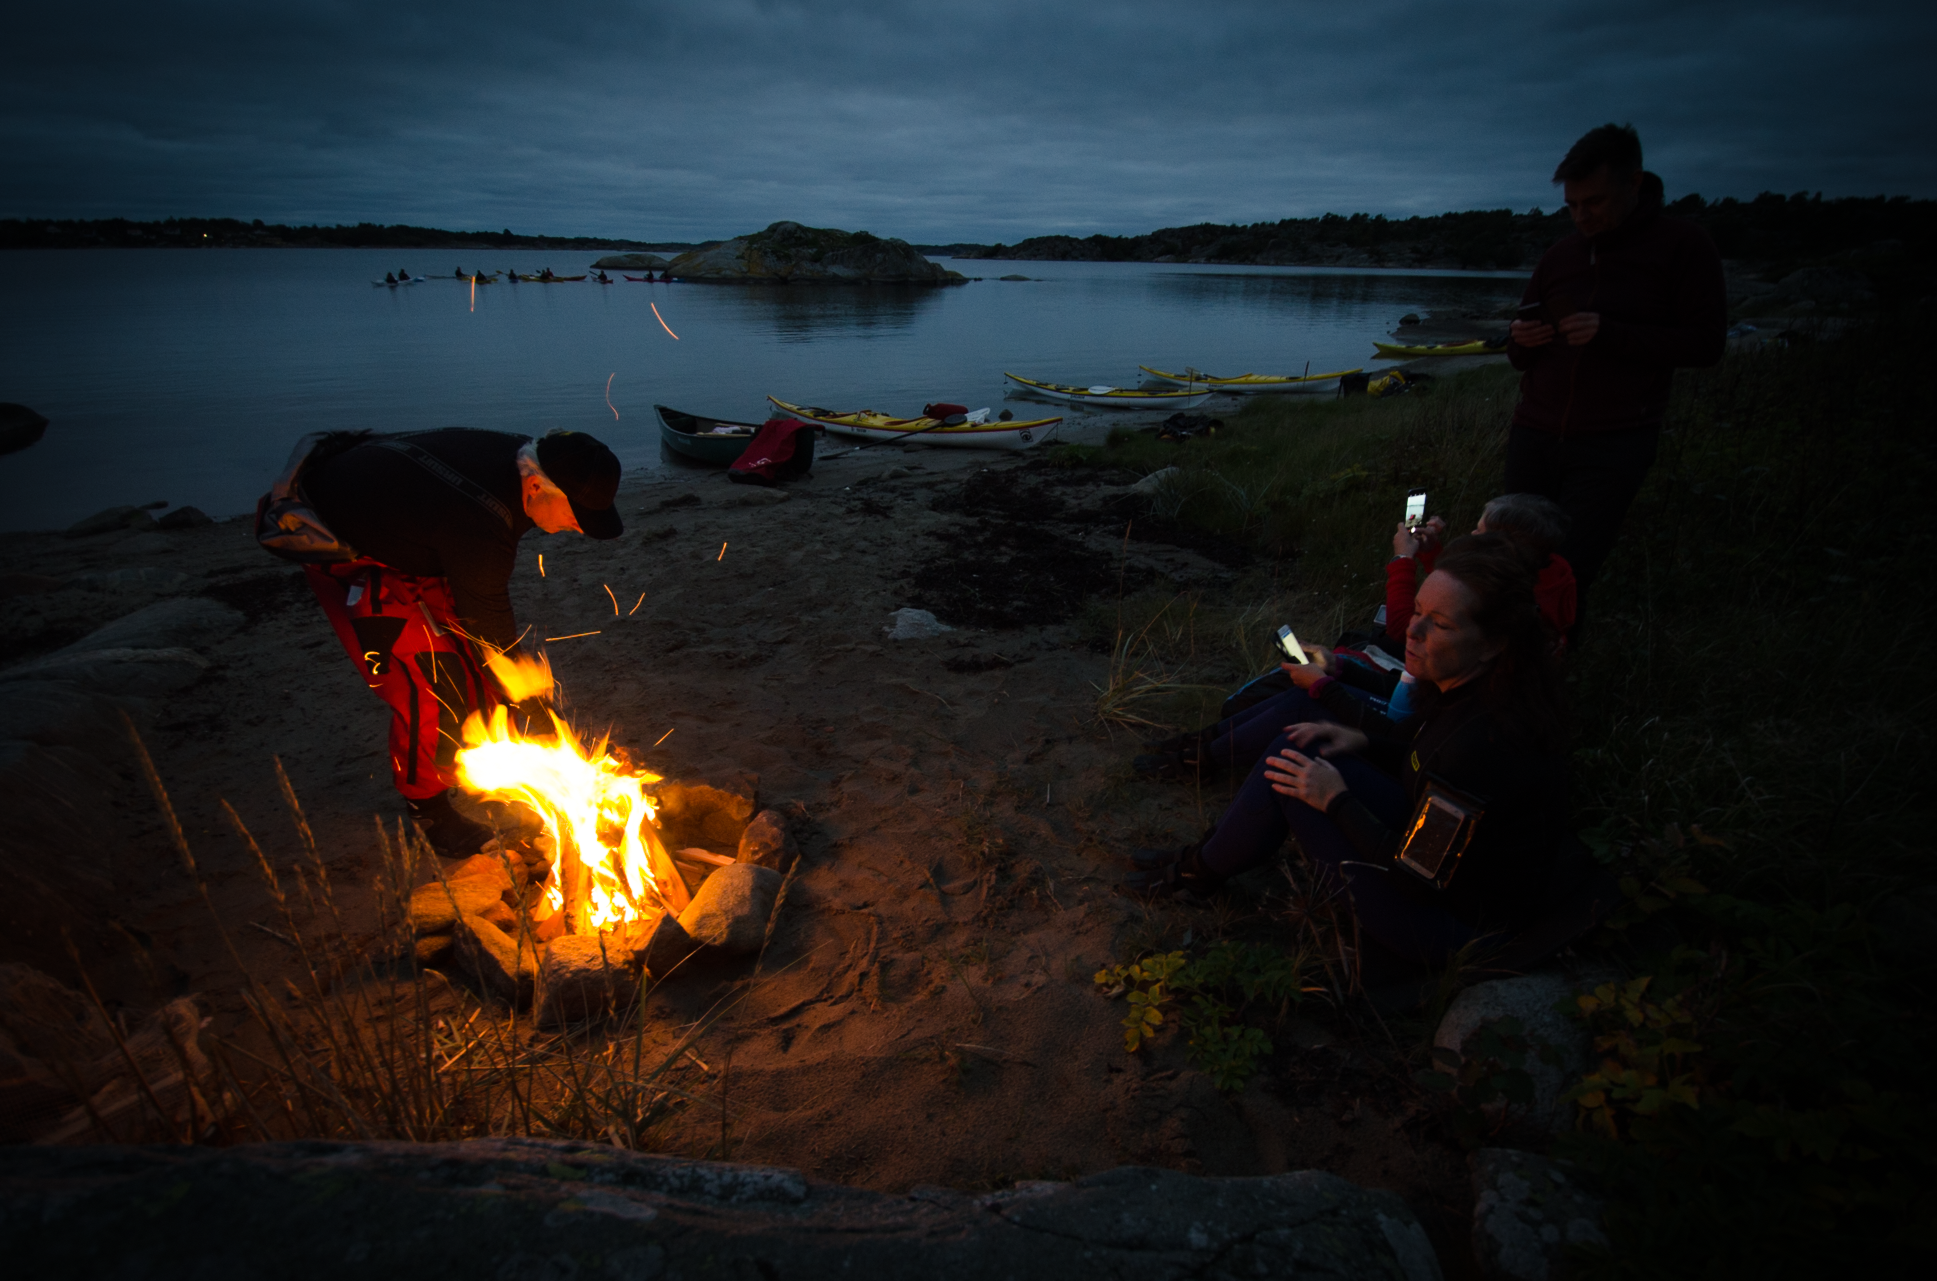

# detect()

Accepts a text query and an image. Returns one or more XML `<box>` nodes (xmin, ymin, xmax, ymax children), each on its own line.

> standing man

<box><xmin>1505</xmin><ymin>123</ymin><xmax>1726</xmax><ymax>607</ymax></box>
<box><xmin>260</xmin><ymin>427</ymin><xmax>623</xmax><ymax>854</ymax></box>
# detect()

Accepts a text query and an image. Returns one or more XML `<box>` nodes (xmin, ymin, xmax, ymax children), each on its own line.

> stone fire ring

<box><xmin>0</xmin><ymin>1139</ymin><xmax>1442</xmax><ymax>1279</ymax></box>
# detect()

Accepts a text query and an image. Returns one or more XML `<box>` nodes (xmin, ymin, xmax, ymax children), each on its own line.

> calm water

<box><xmin>0</xmin><ymin>249</ymin><xmax>1524</xmax><ymax>531</ymax></box>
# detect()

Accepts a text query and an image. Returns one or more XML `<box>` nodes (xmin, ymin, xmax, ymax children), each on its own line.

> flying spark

<box><xmin>603</xmin><ymin>584</ymin><xmax>619</xmax><ymax>615</ymax></box>
<box><xmin>538</xmin><ymin>554</ymin><xmax>545</xmax><ymax>577</ymax></box>
<box><xmin>629</xmin><ymin>592</ymin><xmax>646</xmax><ymax>615</ymax></box>
<box><xmin>605</xmin><ymin>372</ymin><xmax>619</xmax><ymax>420</ymax></box>
<box><xmin>717</xmin><ymin>541</ymin><xmax>727</xmax><ymax>561</ymax></box>
<box><xmin>544</xmin><ymin>631</ymin><xmax>602</xmax><ymax>642</ymax></box>
<box><xmin>651</xmin><ymin>303</ymin><xmax>680</xmax><ymax>340</ymax></box>
<box><xmin>652</xmin><ymin>727</ymin><xmax>676</xmax><ymax>747</ymax></box>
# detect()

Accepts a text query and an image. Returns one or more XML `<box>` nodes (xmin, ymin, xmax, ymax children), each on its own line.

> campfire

<box><xmin>404</xmin><ymin>652</ymin><xmax>798</xmax><ymax>1026</ymax></box>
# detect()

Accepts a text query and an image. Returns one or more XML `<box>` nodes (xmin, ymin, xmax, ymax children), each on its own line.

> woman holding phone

<box><xmin>1126</xmin><ymin>536</ymin><xmax>1572</xmax><ymax>963</ymax></box>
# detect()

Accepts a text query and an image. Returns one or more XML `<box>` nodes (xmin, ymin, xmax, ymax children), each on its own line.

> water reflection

<box><xmin>714</xmin><ymin>283</ymin><xmax>950</xmax><ymax>343</ymax></box>
<box><xmin>0</xmin><ymin>250</ymin><xmax>1526</xmax><ymax>529</ymax></box>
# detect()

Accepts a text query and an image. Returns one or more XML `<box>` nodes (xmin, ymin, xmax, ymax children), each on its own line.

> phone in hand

<box><xmin>1516</xmin><ymin>301</ymin><xmax>1553</xmax><ymax>326</ymax></box>
<box><xmin>1276</xmin><ymin>624</ymin><xmax>1309</xmax><ymax>665</ymax></box>
<box><xmin>1404</xmin><ymin>489</ymin><xmax>1427</xmax><ymax>531</ymax></box>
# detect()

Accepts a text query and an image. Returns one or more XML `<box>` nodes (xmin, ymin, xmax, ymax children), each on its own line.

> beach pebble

<box><xmin>736</xmin><ymin>809</ymin><xmax>799</xmax><ymax>871</ymax></box>
<box><xmin>534</xmin><ymin>933</ymin><xmax>636</xmax><ymax>1028</ymax></box>
<box><xmin>451</xmin><ymin>912</ymin><xmax>538</xmax><ymax>1003</ymax></box>
<box><xmin>884</xmin><ymin>607</ymin><xmax>952</xmax><ymax>640</ymax></box>
<box><xmin>409</xmin><ymin>880</ymin><xmax>505</xmax><ymax>934</ymax></box>
<box><xmin>677</xmin><ymin>863</ymin><xmax>782</xmax><ymax>955</ymax></box>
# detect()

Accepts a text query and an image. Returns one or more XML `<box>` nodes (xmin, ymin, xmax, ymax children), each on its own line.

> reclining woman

<box><xmin>1130</xmin><ymin>535</ymin><xmax>1571</xmax><ymax>965</ymax></box>
<box><xmin>1137</xmin><ymin>492</ymin><xmax>1575</xmax><ymax>782</ymax></box>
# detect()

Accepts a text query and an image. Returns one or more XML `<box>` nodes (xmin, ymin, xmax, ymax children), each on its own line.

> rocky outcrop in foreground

<box><xmin>0</xmin><ymin>1139</ymin><xmax>1444</xmax><ymax>1279</ymax></box>
<box><xmin>667</xmin><ymin>221</ymin><xmax>966</xmax><ymax>284</ymax></box>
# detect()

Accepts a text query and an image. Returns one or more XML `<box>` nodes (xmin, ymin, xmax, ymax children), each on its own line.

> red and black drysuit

<box><xmin>300</xmin><ymin>429</ymin><xmax>535</xmax><ymax>800</ymax></box>
<box><xmin>1505</xmin><ymin>175</ymin><xmax>1727</xmax><ymax>591</ymax></box>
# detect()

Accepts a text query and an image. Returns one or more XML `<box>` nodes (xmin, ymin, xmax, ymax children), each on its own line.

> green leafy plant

<box><xmin>1568</xmin><ymin>975</ymin><xmax>1708</xmax><ymax>1140</ymax></box>
<box><xmin>1096</xmin><ymin>942</ymin><xmax>1318</xmax><ymax>1090</ymax></box>
<box><xmin>1094</xmin><ymin>951</ymin><xmax>1187</xmax><ymax>1052</ymax></box>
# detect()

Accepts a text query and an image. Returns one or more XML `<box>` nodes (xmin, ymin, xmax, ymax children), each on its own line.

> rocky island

<box><xmin>666</xmin><ymin>220</ymin><xmax>966</xmax><ymax>284</ymax></box>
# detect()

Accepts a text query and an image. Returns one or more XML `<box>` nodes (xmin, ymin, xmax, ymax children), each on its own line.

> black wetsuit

<box><xmin>303</xmin><ymin>428</ymin><xmax>535</xmax><ymax>652</ymax></box>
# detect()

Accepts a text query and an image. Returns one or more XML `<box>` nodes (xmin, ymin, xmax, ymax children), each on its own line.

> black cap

<box><xmin>535</xmin><ymin>431</ymin><xmax>623</xmax><ymax>539</ymax></box>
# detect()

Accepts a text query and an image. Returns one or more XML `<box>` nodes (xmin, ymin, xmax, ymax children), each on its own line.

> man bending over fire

<box><xmin>256</xmin><ymin>427</ymin><xmax>623</xmax><ymax>853</ymax></box>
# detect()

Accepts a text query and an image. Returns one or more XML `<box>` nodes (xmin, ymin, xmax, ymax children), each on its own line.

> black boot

<box><xmin>407</xmin><ymin>790</ymin><xmax>494</xmax><ymax>856</ymax></box>
<box><xmin>1121</xmin><ymin>842</ymin><xmax>1222</xmax><ymax>900</ymax></box>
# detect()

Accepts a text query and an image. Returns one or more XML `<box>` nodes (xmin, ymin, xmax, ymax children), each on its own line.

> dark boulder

<box><xmin>0</xmin><ymin>1139</ymin><xmax>1445</xmax><ymax>1279</ymax></box>
<box><xmin>667</xmin><ymin>222</ymin><xmax>967</xmax><ymax>284</ymax></box>
<box><xmin>0</xmin><ymin>403</ymin><xmax>47</xmax><ymax>456</ymax></box>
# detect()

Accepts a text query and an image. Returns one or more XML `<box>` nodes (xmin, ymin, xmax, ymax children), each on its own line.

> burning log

<box><xmin>433</xmin><ymin>652</ymin><xmax>781</xmax><ymax>1016</ymax></box>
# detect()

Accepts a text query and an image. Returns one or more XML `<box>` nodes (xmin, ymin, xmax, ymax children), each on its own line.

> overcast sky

<box><xmin>5</xmin><ymin>1</ymin><xmax>1931</xmax><ymax>243</ymax></box>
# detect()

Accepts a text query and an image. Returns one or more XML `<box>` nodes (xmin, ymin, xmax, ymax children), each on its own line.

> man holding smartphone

<box><xmin>1505</xmin><ymin>123</ymin><xmax>1726</xmax><ymax>612</ymax></box>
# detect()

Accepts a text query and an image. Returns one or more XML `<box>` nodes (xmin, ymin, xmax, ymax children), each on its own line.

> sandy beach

<box><xmin>0</xmin><ymin>427</ymin><xmax>1476</xmax><ymax>1238</ymax></box>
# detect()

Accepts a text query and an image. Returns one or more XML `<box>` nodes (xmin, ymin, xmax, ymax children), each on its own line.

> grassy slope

<box><xmin>1055</xmin><ymin>336</ymin><xmax>1935</xmax><ymax>1277</ymax></box>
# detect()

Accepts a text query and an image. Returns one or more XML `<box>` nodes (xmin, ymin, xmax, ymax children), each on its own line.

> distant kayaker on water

<box><xmin>1505</xmin><ymin>123</ymin><xmax>1726</xmax><ymax>628</ymax></box>
<box><xmin>254</xmin><ymin>428</ymin><xmax>625</xmax><ymax>854</ymax></box>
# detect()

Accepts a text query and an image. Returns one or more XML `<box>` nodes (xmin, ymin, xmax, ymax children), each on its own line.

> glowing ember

<box><xmin>457</xmin><ymin>653</ymin><xmax>688</xmax><ymax>936</ymax></box>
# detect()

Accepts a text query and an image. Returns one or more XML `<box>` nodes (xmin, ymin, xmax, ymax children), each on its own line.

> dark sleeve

<box><xmin>1506</xmin><ymin>264</ymin><xmax>1551</xmax><ymax>372</ymax></box>
<box><xmin>1310</xmin><ymin>678</ymin><xmax>1413</xmax><ymax>778</ymax></box>
<box><xmin>1328</xmin><ymin>793</ymin><xmax>1400</xmax><ymax>863</ymax></box>
<box><xmin>433</xmin><ymin>524</ymin><xmax>521</xmax><ymax>652</ymax></box>
<box><xmin>1312</xmin><ymin>678</ymin><xmax>1402</xmax><ymax>741</ymax></box>
<box><xmin>1594</xmin><ymin>224</ymin><xmax>1727</xmax><ymax>369</ymax></box>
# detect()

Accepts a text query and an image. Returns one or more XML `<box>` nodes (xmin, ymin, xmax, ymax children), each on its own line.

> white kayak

<box><xmin>1139</xmin><ymin>364</ymin><xmax>1362</xmax><ymax>394</ymax></box>
<box><xmin>1003</xmin><ymin>373</ymin><xmax>1213</xmax><ymax>409</ymax></box>
<box><xmin>768</xmin><ymin>398</ymin><xmax>1064</xmax><ymax>451</ymax></box>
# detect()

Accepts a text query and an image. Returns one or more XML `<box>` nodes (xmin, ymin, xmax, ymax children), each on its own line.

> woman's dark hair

<box><xmin>1481</xmin><ymin>493</ymin><xmax>1569</xmax><ymax>562</ymax></box>
<box><xmin>1430</xmin><ymin>533</ymin><xmax>1568</xmax><ymax>750</ymax></box>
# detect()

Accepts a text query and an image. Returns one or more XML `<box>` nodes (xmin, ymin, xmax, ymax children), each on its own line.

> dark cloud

<box><xmin>3</xmin><ymin>1</ymin><xmax>1930</xmax><ymax>241</ymax></box>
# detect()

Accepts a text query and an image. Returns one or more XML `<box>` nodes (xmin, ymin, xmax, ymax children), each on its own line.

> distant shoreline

<box><xmin>7</xmin><ymin>190</ymin><xmax>1931</xmax><ymax>274</ymax></box>
<box><xmin>1</xmin><ymin>217</ymin><xmax>704</xmax><ymax>255</ymax></box>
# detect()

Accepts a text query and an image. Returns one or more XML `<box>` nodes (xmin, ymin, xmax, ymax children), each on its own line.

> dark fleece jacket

<box><xmin>1509</xmin><ymin>174</ymin><xmax>1727</xmax><ymax>435</ymax></box>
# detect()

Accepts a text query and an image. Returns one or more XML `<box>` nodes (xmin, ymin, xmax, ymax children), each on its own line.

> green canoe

<box><xmin>656</xmin><ymin>404</ymin><xmax>823</xmax><ymax>469</ymax></box>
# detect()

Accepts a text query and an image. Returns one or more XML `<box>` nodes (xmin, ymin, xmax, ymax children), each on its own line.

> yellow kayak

<box><xmin>1372</xmin><ymin>339</ymin><xmax>1507</xmax><ymax>358</ymax></box>
<box><xmin>1003</xmin><ymin>373</ymin><xmax>1212</xmax><ymax>408</ymax></box>
<box><xmin>767</xmin><ymin>398</ymin><xmax>1063</xmax><ymax>451</ymax></box>
<box><xmin>1140</xmin><ymin>365</ymin><xmax>1362</xmax><ymax>394</ymax></box>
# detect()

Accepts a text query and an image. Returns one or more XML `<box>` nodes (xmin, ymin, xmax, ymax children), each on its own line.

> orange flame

<box><xmin>457</xmin><ymin>706</ymin><xmax>685</xmax><ymax>931</ymax></box>
<box><xmin>484</xmin><ymin>647</ymin><xmax>554</xmax><ymax>703</ymax></box>
<box><xmin>458</xmin><ymin>647</ymin><xmax>688</xmax><ymax>931</ymax></box>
